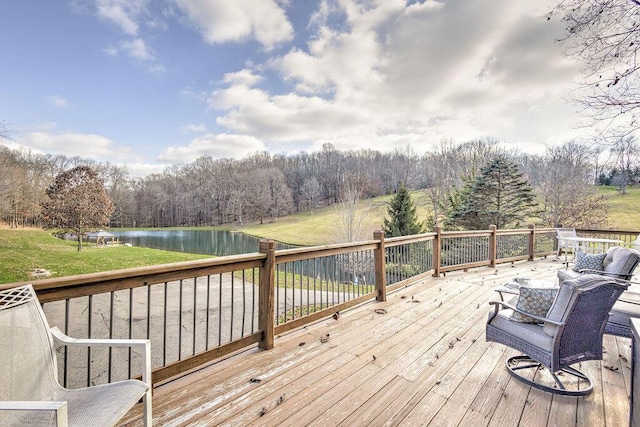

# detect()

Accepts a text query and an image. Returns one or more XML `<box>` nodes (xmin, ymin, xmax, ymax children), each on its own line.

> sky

<box><xmin>0</xmin><ymin>0</ymin><xmax>587</xmax><ymax>177</ymax></box>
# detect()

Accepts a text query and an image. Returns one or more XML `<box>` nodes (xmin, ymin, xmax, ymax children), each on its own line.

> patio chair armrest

<box><xmin>488</xmin><ymin>301</ymin><xmax>564</xmax><ymax>326</ymax></box>
<box><xmin>51</xmin><ymin>326</ymin><xmax>149</xmax><ymax>349</ymax></box>
<box><xmin>494</xmin><ymin>288</ymin><xmax>518</xmax><ymax>302</ymax></box>
<box><xmin>0</xmin><ymin>401</ymin><xmax>68</xmax><ymax>427</ymax></box>
<box><xmin>51</xmin><ymin>327</ymin><xmax>152</xmax><ymax>389</ymax></box>
<box><xmin>578</xmin><ymin>269</ymin><xmax>633</xmax><ymax>280</ymax></box>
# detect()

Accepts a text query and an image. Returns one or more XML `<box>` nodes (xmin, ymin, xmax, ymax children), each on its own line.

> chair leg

<box><xmin>506</xmin><ymin>355</ymin><xmax>593</xmax><ymax>396</ymax></box>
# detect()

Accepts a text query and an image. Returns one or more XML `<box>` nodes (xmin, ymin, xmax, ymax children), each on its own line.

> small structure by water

<box><xmin>87</xmin><ymin>230</ymin><xmax>118</xmax><ymax>246</ymax></box>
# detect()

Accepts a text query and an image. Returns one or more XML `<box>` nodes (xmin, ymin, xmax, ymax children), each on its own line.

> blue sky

<box><xmin>1</xmin><ymin>0</ymin><xmax>585</xmax><ymax>176</ymax></box>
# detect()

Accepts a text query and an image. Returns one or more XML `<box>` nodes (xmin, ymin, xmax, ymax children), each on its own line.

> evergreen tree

<box><xmin>442</xmin><ymin>177</ymin><xmax>474</xmax><ymax>231</ymax></box>
<box><xmin>382</xmin><ymin>183</ymin><xmax>425</xmax><ymax>237</ymax></box>
<box><xmin>447</xmin><ymin>157</ymin><xmax>537</xmax><ymax>230</ymax></box>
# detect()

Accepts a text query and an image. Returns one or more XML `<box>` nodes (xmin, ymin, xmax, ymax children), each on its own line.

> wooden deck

<box><xmin>120</xmin><ymin>258</ymin><xmax>632</xmax><ymax>426</ymax></box>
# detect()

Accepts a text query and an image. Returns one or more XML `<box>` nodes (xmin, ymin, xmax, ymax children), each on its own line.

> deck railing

<box><xmin>2</xmin><ymin>225</ymin><xmax>636</xmax><ymax>389</ymax></box>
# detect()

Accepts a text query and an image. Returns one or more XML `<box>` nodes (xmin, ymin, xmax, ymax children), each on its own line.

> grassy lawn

<box><xmin>0</xmin><ymin>228</ymin><xmax>211</xmax><ymax>284</ymax></box>
<box><xmin>240</xmin><ymin>191</ymin><xmax>433</xmax><ymax>246</ymax></box>
<box><xmin>598</xmin><ymin>185</ymin><xmax>640</xmax><ymax>230</ymax></box>
<box><xmin>243</xmin><ymin>187</ymin><xmax>640</xmax><ymax>244</ymax></box>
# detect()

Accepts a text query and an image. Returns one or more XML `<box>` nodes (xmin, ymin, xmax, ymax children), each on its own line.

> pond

<box><xmin>111</xmin><ymin>230</ymin><xmax>377</xmax><ymax>285</ymax></box>
<box><xmin>111</xmin><ymin>230</ymin><xmax>293</xmax><ymax>256</ymax></box>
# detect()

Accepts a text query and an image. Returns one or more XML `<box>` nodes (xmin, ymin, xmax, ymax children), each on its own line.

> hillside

<box><xmin>241</xmin><ymin>186</ymin><xmax>640</xmax><ymax>245</ymax></box>
<box><xmin>598</xmin><ymin>186</ymin><xmax>640</xmax><ymax>231</ymax></box>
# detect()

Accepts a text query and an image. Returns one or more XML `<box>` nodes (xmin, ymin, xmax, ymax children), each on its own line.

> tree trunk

<box><xmin>77</xmin><ymin>233</ymin><xmax>83</xmax><ymax>251</ymax></box>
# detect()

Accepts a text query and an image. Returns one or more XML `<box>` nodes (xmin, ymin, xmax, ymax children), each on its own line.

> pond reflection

<box><xmin>111</xmin><ymin>230</ymin><xmax>293</xmax><ymax>256</ymax></box>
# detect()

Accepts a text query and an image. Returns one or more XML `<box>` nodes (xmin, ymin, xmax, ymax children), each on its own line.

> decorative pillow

<box><xmin>511</xmin><ymin>287</ymin><xmax>558</xmax><ymax>323</ymax></box>
<box><xmin>572</xmin><ymin>251</ymin><xmax>606</xmax><ymax>273</ymax></box>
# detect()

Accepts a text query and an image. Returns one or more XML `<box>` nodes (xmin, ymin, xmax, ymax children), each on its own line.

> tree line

<box><xmin>1</xmin><ymin>136</ymin><xmax>640</xmax><ymax>233</ymax></box>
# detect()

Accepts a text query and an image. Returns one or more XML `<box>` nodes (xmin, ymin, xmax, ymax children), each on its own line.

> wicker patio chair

<box><xmin>0</xmin><ymin>285</ymin><xmax>152</xmax><ymax>426</ymax></box>
<box><xmin>486</xmin><ymin>274</ymin><xmax>627</xmax><ymax>396</ymax></box>
<box><xmin>557</xmin><ymin>246</ymin><xmax>640</xmax><ymax>283</ymax></box>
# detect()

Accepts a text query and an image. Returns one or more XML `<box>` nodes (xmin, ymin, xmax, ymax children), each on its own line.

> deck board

<box><xmin>120</xmin><ymin>258</ymin><xmax>632</xmax><ymax>426</ymax></box>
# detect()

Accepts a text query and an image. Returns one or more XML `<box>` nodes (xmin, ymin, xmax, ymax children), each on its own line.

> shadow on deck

<box><xmin>120</xmin><ymin>258</ymin><xmax>632</xmax><ymax>426</ymax></box>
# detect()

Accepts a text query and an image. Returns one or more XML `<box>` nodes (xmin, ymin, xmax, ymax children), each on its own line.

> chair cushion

<box><xmin>488</xmin><ymin>310</ymin><xmax>554</xmax><ymax>352</ymax></box>
<box><xmin>572</xmin><ymin>251</ymin><xmax>606</xmax><ymax>273</ymax></box>
<box><xmin>603</xmin><ymin>246</ymin><xmax>640</xmax><ymax>278</ymax></box>
<box><xmin>511</xmin><ymin>287</ymin><xmax>558</xmax><ymax>323</ymax></box>
<box><xmin>557</xmin><ymin>268</ymin><xmax>580</xmax><ymax>283</ymax></box>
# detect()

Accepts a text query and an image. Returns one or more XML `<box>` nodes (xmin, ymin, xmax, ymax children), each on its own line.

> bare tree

<box><xmin>334</xmin><ymin>181</ymin><xmax>375</xmax><ymax>243</ymax></box>
<box><xmin>591</xmin><ymin>143</ymin><xmax>614</xmax><ymax>184</ymax></box>
<box><xmin>316</xmin><ymin>143</ymin><xmax>344</xmax><ymax>203</ymax></box>
<box><xmin>0</xmin><ymin>121</ymin><xmax>10</xmax><ymax>141</ymax></box>
<box><xmin>300</xmin><ymin>177</ymin><xmax>322</xmax><ymax>212</ymax></box>
<box><xmin>537</xmin><ymin>141</ymin><xmax>608</xmax><ymax>228</ymax></box>
<box><xmin>383</xmin><ymin>145</ymin><xmax>421</xmax><ymax>193</ymax></box>
<box><xmin>244</xmin><ymin>167</ymin><xmax>293</xmax><ymax>224</ymax></box>
<box><xmin>41</xmin><ymin>166</ymin><xmax>114</xmax><ymax>251</ymax></box>
<box><xmin>611</xmin><ymin>135</ymin><xmax>640</xmax><ymax>193</ymax></box>
<box><xmin>104</xmin><ymin>165</ymin><xmax>134</xmax><ymax>227</ymax></box>
<box><xmin>547</xmin><ymin>1</ymin><xmax>640</xmax><ymax>139</ymax></box>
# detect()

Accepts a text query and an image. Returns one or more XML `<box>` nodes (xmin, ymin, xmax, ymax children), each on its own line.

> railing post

<box><xmin>433</xmin><ymin>226</ymin><xmax>441</xmax><ymax>277</ymax></box>
<box><xmin>489</xmin><ymin>225</ymin><xmax>497</xmax><ymax>268</ymax></box>
<box><xmin>528</xmin><ymin>224</ymin><xmax>535</xmax><ymax>261</ymax></box>
<box><xmin>259</xmin><ymin>239</ymin><xmax>275</xmax><ymax>350</ymax></box>
<box><xmin>374</xmin><ymin>230</ymin><xmax>386</xmax><ymax>302</ymax></box>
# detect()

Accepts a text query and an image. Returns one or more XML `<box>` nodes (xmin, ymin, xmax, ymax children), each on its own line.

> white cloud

<box><xmin>175</xmin><ymin>0</ymin><xmax>293</xmax><ymax>50</ymax></box>
<box><xmin>96</xmin><ymin>0</ymin><xmax>148</xmax><ymax>36</ymax></box>
<box><xmin>93</xmin><ymin>0</ymin><xmax>166</xmax><ymax>74</ymax></box>
<box><xmin>181</xmin><ymin>123</ymin><xmax>207</xmax><ymax>133</ymax></box>
<box><xmin>120</xmin><ymin>162</ymin><xmax>168</xmax><ymax>178</ymax></box>
<box><xmin>179</xmin><ymin>86</ymin><xmax>208</xmax><ymax>102</ymax></box>
<box><xmin>120</xmin><ymin>38</ymin><xmax>154</xmax><ymax>61</ymax></box>
<box><xmin>222</xmin><ymin>69</ymin><xmax>263</xmax><ymax>86</ymax></box>
<box><xmin>47</xmin><ymin>95</ymin><xmax>70</xmax><ymax>108</ymax></box>
<box><xmin>17</xmin><ymin>132</ymin><xmax>114</xmax><ymax>158</ymax></box>
<box><xmin>158</xmin><ymin>133</ymin><xmax>266</xmax><ymax>163</ymax></box>
<box><xmin>201</xmin><ymin>0</ymin><xmax>588</xmax><ymax>155</ymax></box>
<box><xmin>106</xmin><ymin>38</ymin><xmax>156</xmax><ymax>62</ymax></box>
<box><xmin>147</xmin><ymin>63</ymin><xmax>166</xmax><ymax>75</ymax></box>
<box><xmin>33</xmin><ymin>122</ymin><xmax>58</xmax><ymax>131</ymax></box>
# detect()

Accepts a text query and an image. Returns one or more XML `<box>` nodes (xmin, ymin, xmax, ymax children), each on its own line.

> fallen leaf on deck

<box><xmin>375</xmin><ymin>308</ymin><xmax>388</xmax><ymax>314</ymax></box>
<box><xmin>249</xmin><ymin>378</ymin><xmax>262</xmax><ymax>383</ymax></box>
